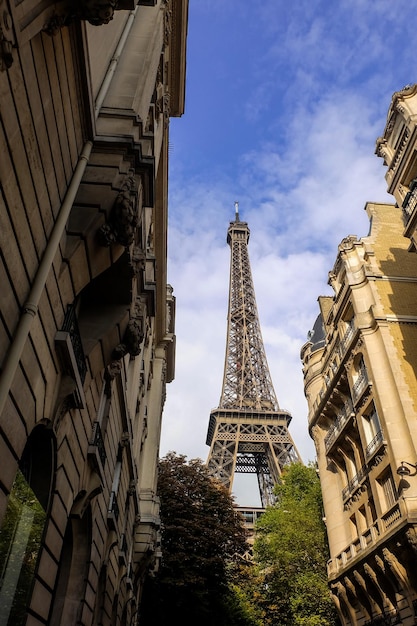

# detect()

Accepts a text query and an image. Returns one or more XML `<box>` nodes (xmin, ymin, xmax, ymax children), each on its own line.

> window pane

<box><xmin>0</xmin><ymin>470</ymin><xmax>46</xmax><ymax>626</ymax></box>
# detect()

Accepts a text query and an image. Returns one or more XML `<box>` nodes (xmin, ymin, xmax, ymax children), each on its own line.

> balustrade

<box><xmin>381</xmin><ymin>504</ymin><xmax>401</xmax><ymax>531</ymax></box>
<box><xmin>329</xmin><ymin>522</ymin><xmax>380</xmax><ymax>576</ymax></box>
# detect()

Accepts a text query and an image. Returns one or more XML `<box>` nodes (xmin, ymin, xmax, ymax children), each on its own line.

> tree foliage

<box><xmin>253</xmin><ymin>463</ymin><xmax>340</xmax><ymax>626</ymax></box>
<box><xmin>140</xmin><ymin>452</ymin><xmax>255</xmax><ymax>626</ymax></box>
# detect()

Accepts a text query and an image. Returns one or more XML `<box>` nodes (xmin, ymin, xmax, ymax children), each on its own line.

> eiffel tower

<box><xmin>206</xmin><ymin>203</ymin><xmax>301</xmax><ymax>507</ymax></box>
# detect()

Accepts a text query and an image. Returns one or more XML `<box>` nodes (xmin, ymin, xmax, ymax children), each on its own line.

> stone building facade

<box><xmin>0</xmin><ymin>1</ymin><xmax>188</xmax><ymax>624</ymax></box>
<box><xmin>301</xmin><ymin>201</ymin><xmax>417</xmax><ymax>625</ymax></box>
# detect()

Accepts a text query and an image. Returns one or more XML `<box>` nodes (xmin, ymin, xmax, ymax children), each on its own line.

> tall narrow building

<box><xmin>0</xmin><ymin>2</ymin><xmax>188</xmax><ymax>624</ymax></box>
<box><xmin>206</xmin><ymin>205</ymin><xmax>301</xmax><ymax>507</ymax></box>
<box><xmin>301</xmin><ymin>202</ymin><xmax>417</xmax><ymax>625</ymax></box>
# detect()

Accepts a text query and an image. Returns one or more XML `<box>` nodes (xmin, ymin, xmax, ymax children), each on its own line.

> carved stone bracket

<box><xmin>45</xmin><ymin>0</ymin><xmax>131</xmax><ymax>35</ymax></box>
<box><xmin>120</xmin><ymin>431</ymin><xmax>130</xmax><ymax>447</ymax></box>
<box><xmin>406</xmin><ymin>527</ymin><xmax>417</xmax><ymax>555</ymax></box>
<box><xmin>112</xmin><ymin>318</ymin><xmax>144</xmax><ymax>360</ymax></box>
<box><xmin>130</xmin><ymin>245</ymin><xmax>146</xmax><ymax>277</ymax></box>
<box><xmin>97</xmin><ymin>173</ymin><xmax>139</xmax><ymax>247</ymax></box>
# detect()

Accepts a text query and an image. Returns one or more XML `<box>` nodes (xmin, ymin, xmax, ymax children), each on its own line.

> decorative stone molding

<box><xmin>405</xmin><ymin>527</ymin><xmax>417</xmax><ymax>554</ymax></box>
<box><xmin>364</xmin><ymin>562</ymin><xmax>396</xmax><ymax>613</ymax></box>
<box><xmin>163</xmin><ymin>0</ymin><xmax>172</xmax><ymax>47</ymax></box>
<box><xmin>382</xmin><ymin>547</ymin><xmax>411</xmax><ymax>593</ymax></box>
<box><xmin>97</xmin><ymin>173</ymin><xmax>139</xmax><ymax>248</ymax></box>
<box><xmin>44</xmin><ymin>0</ymin><xmax>139</xmax><ymax>35</ymax></box>
<box><xmin>375</xmin><ymin>137</ymin><xmax>389</xmax><ymax>162</ymax></box>
<box><xmin>104</xmin><ymin>361</ymin><xmax>122</xmax><ymax>396</ymax></box>
<box><xmin>156</xmin><ymin>92</ymin><xmax>171</xmax><ymax>129</ymax></box>
<box><xmin>130</xmin><ymin>245</ymin><xmax>146</xmax><ymax>277</ymax></box>
<box><xmin>120</xmin><ymin>431</ymin><xmax>130</xmax><ymax>447</ymax></box>
<box><xmin>339</xmin><ymin>235</ymin><xmax>358</xmax><ymax>251</ymax></box>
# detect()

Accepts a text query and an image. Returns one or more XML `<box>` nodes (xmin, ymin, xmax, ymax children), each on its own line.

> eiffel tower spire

<box><xmin>206</xmin><ymin>207</ymin><xmax>301</xmax><ymax>506</ymax></box>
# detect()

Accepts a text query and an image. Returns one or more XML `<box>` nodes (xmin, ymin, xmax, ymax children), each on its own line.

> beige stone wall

<box><xmin>302</xmin><ymin>202</ymin><xmax>417</xmax><ymax>625</ymax></box>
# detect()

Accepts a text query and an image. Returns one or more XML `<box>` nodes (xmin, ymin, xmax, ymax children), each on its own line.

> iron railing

<box><xmin>402</xmin><ymin>179</ymin><xmax>417</xmax><ymax>225</ymax></box>
<box><xmin>365</xmin><ymin>429</ymin><xmax>384</xmax><ymax>460</ymax></box>
<box><xmin>324</xmin><ymin>399</ymin><xmax>354</xmax><ymax>451</ymax></box>
<box><xmin>108</xmin><ymin>491</ymin><xmax>119</xmax><ymax>521</ymax></box>
<box><xmin>89</xmin><ymin>421</ymin><xmax>106</xmax><ymax>468</ymax></box>
<box><xmin>62</xmin><ymin>304</ymin><xmax>87</xmax><ymax>383</ymax></box>
<box><xmin>352</xmin><ymin>365</ymin><xmax>369</xmax><ymax>402</ymax></box>
<box><xmin>342</xmin><ymin>465</ymin><xmax>368</xmax><ymax>501</ymax></box>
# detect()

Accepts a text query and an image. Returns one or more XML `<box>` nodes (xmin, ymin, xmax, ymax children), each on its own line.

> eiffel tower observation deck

<box><xmin>206</xmin><ymin>203</ymin><xmax>301</xmax><ymax>507</ymax></box>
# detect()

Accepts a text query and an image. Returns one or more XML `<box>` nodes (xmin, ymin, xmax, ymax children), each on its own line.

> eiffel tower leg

<box><xmin>206</xmin><ymin>422</ymin><xmax>238</xmax><ymax>493</ymax></box>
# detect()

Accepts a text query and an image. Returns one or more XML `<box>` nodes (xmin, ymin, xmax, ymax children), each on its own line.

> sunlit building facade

<box><xmin>301</xmin><ymin>201</ymin><xmax>417</xmax><ymax>625</ymax></box>
<box><xmin>0</xmin><ymin>1</ymin><xmax>188</xmax><ymax>624</ymax></box>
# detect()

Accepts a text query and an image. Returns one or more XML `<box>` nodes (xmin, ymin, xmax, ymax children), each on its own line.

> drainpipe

<box><xmin>0</xmin><ymin>140</ymin><xmax>93</xmax><ymax>420</ymax></box>
<box><xmin>94</xmin><ymin>8</ymin><xmax>138</xmax><ymax>119</ymax></box>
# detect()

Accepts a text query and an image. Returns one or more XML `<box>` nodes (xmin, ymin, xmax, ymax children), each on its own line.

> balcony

<box><xmin>352</xmin><ymin>365</ymin><xmax>370</xmax><ymax>403</ymax></box>
<box><xmin>87</xmin><ymin>421</ymin><xmax>106</xmax><ymax>478</ymax></box>
<box><xmin>402</xmin><ymin>179</ymin><xmax>417</xmax><ymax>225</ymax></box>
<box><xmin>108</xmin><ymin>491</ymin><xmax>120</xmax><ymax>529</ymax></box>
<box><xmin>338</xmin><ymin>320</ymin><xmax>356</xmax><ymax>358</ymax></box>
<box><xmin>328</xmin><ymin>521</ymin><xmax>379</xmax><ymax>576</ymax></box>
<box><xmin>381</xmin><ymin>503</ymin><xmax>402</xmax><ymax>531</ymax></box>
<box><xmin>55</xmin><ymin>304</ymin><xmax>87</xmax><ymax>408</ymax></box>
<box><xmin>342</xmin><ymin>464</ymin><xmax>368</xmax><ymax>501</ymax></box>
<box><xmin>324</xmin><ymin>399</ymin><xmax>354</xmax><ymax>452</ymax></box>
<box><xmin>365</xmin><ymin>429</ymin><xmax>385</xmax><ymax>461</ymax></box>
<box><xmin>119</xmin><ymin>533</ymin><xmax>128</xmax><ymax>566</ymax></box>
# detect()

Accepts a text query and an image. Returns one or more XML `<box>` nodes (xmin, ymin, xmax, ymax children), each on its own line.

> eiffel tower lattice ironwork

<box><xmin>206</xmin><ymin>204</ymin><xmax>301</xmax><ymax>507</ymax></box>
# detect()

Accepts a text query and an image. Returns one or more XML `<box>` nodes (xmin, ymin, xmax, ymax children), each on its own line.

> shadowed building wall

<box><xmin>0</xmin><ymin>1</ymin><xmax>188</xmax><ymax>624</ymax></box>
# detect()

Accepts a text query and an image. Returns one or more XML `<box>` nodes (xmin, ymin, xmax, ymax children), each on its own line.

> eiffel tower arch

<box><xmin>206</xmin><ymin>204</ymin><xmax>301</xmax><ymax>507</ymax></box>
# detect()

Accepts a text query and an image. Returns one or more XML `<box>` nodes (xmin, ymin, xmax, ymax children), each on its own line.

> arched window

<box><xmin>0</xmin><ymin>426</ymin><xmax>54</xmax><ymax>626</ymax></box>
<box><xmin>49</xmin><ymin>507</ymin><xmax>92</xmax><ymax>626</ymax></box>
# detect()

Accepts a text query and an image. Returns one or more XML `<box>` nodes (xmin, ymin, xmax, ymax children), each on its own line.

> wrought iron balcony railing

<box><xmin>55</xmin><ymin>303</ymin><xmax>87</xmax><ymax>408</ymax></box>
<box><xmin>352</xmin><ymin>365</ymin><xmax>369</xmax><ymax>403</ymax></box>
<box><xmin>342</xmin><ymin>465</ymin><xmax>368</xmax><ymax>501</ymax></box>
<box><xmin>365</xmin><ymin>429</ymin><xmax>384</xmax><ymax>460</ymax></box>
<box><xmin>61</xmin><ymin>304</ymin><xmax>87</xmax><ymax>382</ymax></box>
<box><xmin>108</xmin><ymin>491</ymin><xmax>120</xmax><ymax>529</ymax></box>
<box><xmin>338</xmin><ymin>320</ymin><xmax>355</xmax><ymax>358</ymax></box>
<box><xmin>119</xmin><ymin>533</ymin><xmax>128</xmax><ymax>566</ymax></box>
<box><xmin>402</xmin><ymin>178</ymin><xmax>417</xmax><ymax>225</ymax></box>
<box><xmin>324</xmin><ymin>399</ymin><xmax>354</xmax><ymax>452</ymax></box>
<box><xmin>87</xmin><ymin>421</ymin><xmax>106</xmax><ymax>476</ymax></box>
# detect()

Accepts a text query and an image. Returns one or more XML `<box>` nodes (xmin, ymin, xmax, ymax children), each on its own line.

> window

<box><xmin>378</xmin><ymin>471</ymin><xmax>397</xmax><ymax>511</ymax></box>
<box><xmin>0</xmin><ymin>427</ymin><xmax>53</xmax><ymax>626</ymax></box>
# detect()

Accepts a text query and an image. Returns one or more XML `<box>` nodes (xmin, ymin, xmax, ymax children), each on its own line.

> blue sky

<box><xmin>160</xmin><ymin>0</ymin><xmax>417</xmax><ymax>506</ymax></box>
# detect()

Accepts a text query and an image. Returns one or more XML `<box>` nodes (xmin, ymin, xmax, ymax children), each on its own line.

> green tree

<box><xmin>254</xmin><ymin>463</ymin><xmax>340</xmax><ymax>626</ymax></box>
<box><xmin>140</xmin><ymin>452</ymin><xmax>258</xmax><ymax>626</ymax></box>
